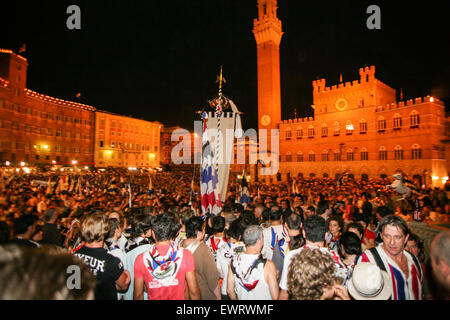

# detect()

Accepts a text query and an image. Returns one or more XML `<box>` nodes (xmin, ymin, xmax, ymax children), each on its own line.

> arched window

<box><xmin>394</xmin><ymin>145</ymin><xmax>404</xmax><ymax>160</ymax></box>
<box><xmin>308</xmin><ymin>126</ymin><xmax>315</xmax><ymax>138</ymax></box>
<box><xmin>359</xmin><ymin>119</ymin><xmax>367</xmax><ymax>134</ymax></box>
<box><xmin>346</xmin><ymin>121</ymin><xmax>354</xmax><ymax>135</ymax></box>
<box><xmin>379</xmin><ymin>146</ymin><xmax>388</xmax><ymax>160</ymax></box>
<box><xmin>333</xmin><ymin>121</ymin><xmax>340</xmax><ymax>136</ymax></box>
<box><xmin>378</xmin><ymin>116</ymin><xmax>386</xmax><ymax>132</ymax></box>
<box><xmin>360</xmin><ymin>147</ymin><xmax>369</xmax><ymax>161</ymax></box>
<box><xmin>393</xmin><ymin>113</ymin><xmax>402</xmax><ymax>129</ymax></box>
<box><xmin>286</xmin><ymin>151</ymin><xmax>292</xmax><ymax>162</ymax></box>
<box><xmin>323</xmin><ymin>172</ymin><xmax>329</xmax><ymax>178</ymax></box>
<box><xmin>285</xmin><ymin>127</ymin><xmax>292</xmax><ymax>140</ymax></box>
<box><xmin>411</xmin><ymin>144</ymin><xmax>422</xmax><ymax>159</ymax></box>
<box><xmin>346</xmin><ymin>148</ymin><xmax>354</xmax><ymax>161</ymax></box>
<box><xmin>308</xmin><ymin>150</ymin><xmax>315</xmax><ymax>162</ymax></box>
<box><xmin>322</xmin><ymin>150</ymin><xmax>329</xmax><ymax>161</ymax></box>
<box><xmin>296</xmin><ymin>127</ymin><xmax>303</xmax><ymax>139</ymax></box>
<box><xmin>296</xmin><ymin>151</ymin><xmax>303</xmax><ymax>162</ymax></box>
<box><xmin>334</xmin><ymin>149</ymin><xmax>341</xmax><ymax>161</ymax></box>
<box><xmin>321</xmin><ymin>123</ymin><xmax>328</xmax><ymax>137</ymax></box>
<box><xmin>410</xmin><ymin>110</ymin><xmax>420</xmax><ymax>127</ymax></box>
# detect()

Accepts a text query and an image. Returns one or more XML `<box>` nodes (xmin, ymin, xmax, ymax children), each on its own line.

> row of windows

<box><xmin>282</xmin><ymin>146</ymin><xmax>423</xmax><ymax>162</ymax></box>
<box><xmin>284</xmin><ymin>112</ymin><xmax>421</xmax><ymax>139</ymax></box>
<box><xmin>99</xmin><ymin>119</ymin><xmax>158</xmax><ymax>133</ymax></box>
<box><xmin>98</xmin><ymin>140</ymin><xmax>158</xmax><ymax>152</ymax></box>
<box><xmin>1</xmin><ymin>121</ymin><xmax>90</xmax><ymax>139</ymax></box>
<box><xmin>6</xmin><ymin>154</ymin><xmax>90</xmax><ymax>163</ymax></box>
<box><xmin>1</xmin><ymin>141</ymin><xmax>88</xmax><ymax>154</ymax></box>
<box><xmin>0</xmin><ymin>101</ymin><xmax>92</xmax><ymax>125</ymax></box>
<box><xmin>98</xmin><ymin>152</ymin><xmax>153</xmax><ymax>160</ymax></box>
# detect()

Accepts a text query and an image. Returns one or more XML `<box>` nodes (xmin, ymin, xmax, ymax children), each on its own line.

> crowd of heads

<box><xmin>0</xmin><ymin>166</ymin><xmax>449</xmax><ymax>300</ymax></box>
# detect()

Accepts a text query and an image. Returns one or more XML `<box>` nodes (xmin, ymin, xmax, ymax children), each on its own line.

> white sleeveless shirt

<box><xmin>231</xmin><ymin>253</ymin><xmax>272</xmax><ymax>300</ymax></box>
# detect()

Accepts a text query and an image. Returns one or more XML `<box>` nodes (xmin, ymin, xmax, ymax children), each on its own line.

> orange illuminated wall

<box><xmin>253</xmin><ymin>0</ymin><xmax>283</xmax><ymax>133</ymax></box>
<box><xmin>0</xmin><ymin>49</ymin><xmax>95</xmax><ymax>166</ymax></box>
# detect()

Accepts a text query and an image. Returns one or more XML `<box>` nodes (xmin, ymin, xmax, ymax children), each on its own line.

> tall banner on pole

<box><xmin>200</xmin><ymin>67</ymin><xmax>243</xmax><ymax>215</ymax></box>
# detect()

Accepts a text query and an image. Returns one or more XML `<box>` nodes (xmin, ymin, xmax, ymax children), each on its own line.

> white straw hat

<box><xmin>348</xmin><ymin>262</ymin><xmax>392</xmax><ymax>300</ymax></box>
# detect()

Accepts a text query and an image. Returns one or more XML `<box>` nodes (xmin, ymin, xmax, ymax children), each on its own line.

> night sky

<box><xmin>2</xmin><ymin>0</ymin><xmax>449</xmax><ymax>131</ymax></box>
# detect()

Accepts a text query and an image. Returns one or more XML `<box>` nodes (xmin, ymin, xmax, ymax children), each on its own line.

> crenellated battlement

<box><xmin>313</xmin><ymin>66</ymin><xmax>379</xmax><ymax>94</ymax></box>
<box><xmin>281</xmin><ymin>116</ymin><xmax>315</xmax><ymax>125</ymax></box>
<box><xmin>375</xmin><ymin>96</ymin><xmax>443</xmax><ymax>112</ymax></box>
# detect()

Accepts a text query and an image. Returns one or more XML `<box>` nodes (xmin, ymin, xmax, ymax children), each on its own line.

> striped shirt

<box><xmin>357</xmin><ymin>245</ymin><xmax>422</xmax><ymax>300</ymax></box>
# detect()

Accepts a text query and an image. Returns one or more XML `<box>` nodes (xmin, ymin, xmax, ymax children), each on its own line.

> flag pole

<box><xmin>189</xmin><ymin>162</ymin><xmax>196</xmax><ymax>206</ymax></box>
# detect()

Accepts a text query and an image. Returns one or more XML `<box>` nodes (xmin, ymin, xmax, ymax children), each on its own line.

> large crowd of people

<box><xmin>0</xmin><ymin>166</ymin><xmax>449</xmax><ymax>300</ymax></box>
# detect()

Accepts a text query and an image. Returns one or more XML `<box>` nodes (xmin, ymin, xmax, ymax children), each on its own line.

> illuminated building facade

<box><xmin>253</xmin><ymin>1</ymin><xmax>449</xmax><ymax>187</ymax></box>
<box><xmin>0</xmin><ymin>49</ymin><xmax>95</xmax><ymax>167</ymax></box>
<box><xmin>161</xmin><ymin>126</ymin><xmax>181</xmax><ymax>165</ymax></box>
<box><xmin>94</xmin><ymin>110</ymin><xmax>161</xmax><ymax>168</ymax></box>
<box><xmin>161</xmin><ymin>126</ymin><xmax>201</xmax><ymax>166</ymax></box>
<box><xmin>277</xmin><ymin>68</ymin><xmax>448</xmax><ymax>187</ymax></box>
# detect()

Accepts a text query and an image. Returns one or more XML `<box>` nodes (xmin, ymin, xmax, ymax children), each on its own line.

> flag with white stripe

<box><xmin>200</xmin><ymin>112</ymin><xmax>222</xmax><ymax>215</ymax></box>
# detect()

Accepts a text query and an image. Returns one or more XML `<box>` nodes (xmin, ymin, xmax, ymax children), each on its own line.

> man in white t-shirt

<box><xmin>216</xmin><ymin>220</ymin><xmax>246</xmax><ymax>299</ymax></box>
<box><xmin>261</xmin><ymin>209</ymin><xmax>288</xmax><ymax>260</ymax></box>
<box><xmin>227</xmin><ymin>225</ymin><xmax>279</xmax><ymax>300</ymax></box>
<box><xmin>279</xmin><ymin>215</ymin><xmax>349</xmax><ymax>300</ymax></box>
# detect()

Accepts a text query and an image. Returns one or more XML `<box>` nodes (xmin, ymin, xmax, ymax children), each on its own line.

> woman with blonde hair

<box><xmin>72</xmin><ymin>212</ymin><xmax>130</xmax><ymax>300</ymax></box>
<box><xmin>287</xmin><ymin>248</ymin><xmax>350</xmax><ymax>300</ymax></box>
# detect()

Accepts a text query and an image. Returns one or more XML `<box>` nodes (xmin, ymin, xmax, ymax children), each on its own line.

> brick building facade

<box><xmin>276</xmin><ymin>68</ymin><xmax>447</xmax><ymax>187</ymax></box>
<box><xmin>253</xmin><ymin>1</ymin><xmax>449</xmax><ymax>187</ymax></box>
<box><xmin>0</xmin><ymin>49</ymin><xmax>162</xmax><ymax>169</ymax></box>
<box><xmin>0</xmin><ymin>49</ymin><xmax>95</xmax><ymax>167</ymax></box>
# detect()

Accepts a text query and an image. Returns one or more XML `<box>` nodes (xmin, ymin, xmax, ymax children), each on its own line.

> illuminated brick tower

<box><xmin>253</xmin><ymin>0</ymin><xmax>283</xmax><ymax>133</ymax></box>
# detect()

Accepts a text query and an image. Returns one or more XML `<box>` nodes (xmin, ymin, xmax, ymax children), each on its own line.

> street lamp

<box><xmin>20</xmin><ymin>161</ymin><xmax>25</xmax><ymax>167</ymax></box>
<box><xmin>5</xmin><ymin>161</ymin><xmax>10</xmax><ymax>166</ymax></box>
<box><xmin>72</xmin><ymin>160</ymin><xmax>77</xmax><ymax>165</ymax></box>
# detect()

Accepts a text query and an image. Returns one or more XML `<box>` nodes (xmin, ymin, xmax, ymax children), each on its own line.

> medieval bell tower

<box><xmin>253</xmin><ymin>0</ymin><xmax>283</xmax><ymax>132</ymax></box>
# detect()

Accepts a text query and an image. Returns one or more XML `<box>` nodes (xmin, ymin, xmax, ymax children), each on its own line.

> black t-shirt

<box><xmin>73</xmin><ymin>245</ymin><xmax>124</xmax><ymax>300</ymax></box>
<box><xmin>40</xmin><ymin>223</ymin><xmax>63</xmax><ymax>247</ymax></box>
